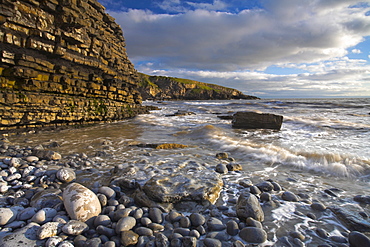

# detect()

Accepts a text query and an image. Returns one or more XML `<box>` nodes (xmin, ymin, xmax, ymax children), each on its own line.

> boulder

<box><xmin>236</xmin><ymin>192</ymin><xmax>264</xmax><ymax>221</ymax></box>
<box><xmin>63</xmin><ymin>183</ymin><xmax>101</xmax><ymax>222</ymax></box>
<box><xmin>142</xmin><ymin>169</ymin><xmax>223</xmax><ymax>205</ymax></box>
<box><xmin>232</xmin><ymin>111</ymin><xmax>283</xmax><ymax>130</ymax></box>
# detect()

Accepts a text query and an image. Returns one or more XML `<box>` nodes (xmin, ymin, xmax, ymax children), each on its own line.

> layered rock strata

<box><xmin>0</xmin><ymin>0</ymin><xmax>147</xmax><ymax>131</ymax></box>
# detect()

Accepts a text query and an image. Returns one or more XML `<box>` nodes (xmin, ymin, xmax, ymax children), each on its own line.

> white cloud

<box><xmin>109</xmin><ymin>0</ymin><xmax>370</xmax><ymax>97</ymax></box>
<box><xmin>111</xmin><ymin>1</ymin><xmax>370</xmax><ymax>71</ymax></box>
<box><xmin>352</xmin><ymin>49</ymin><xmax>362</xmax><ymax>53</ymax></box>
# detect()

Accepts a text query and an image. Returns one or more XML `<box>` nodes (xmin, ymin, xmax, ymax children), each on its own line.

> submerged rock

<box><xmin>330</xmin><ymin>206</ymin><xmax>370</xmax><ymax>232</ymax></box>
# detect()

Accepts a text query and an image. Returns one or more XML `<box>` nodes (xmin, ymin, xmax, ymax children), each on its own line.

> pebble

<box><xmin>256</xmin><ymin>181</ymin><xmax>274</xmax><ymax>192</ymax></box>
<box><xmin>94</xmin><ymin>214</ymin><xmax>111</xmax><ymax>227</ymax></box>
<box><xmin>203</xmin><ymin>238</ymin><xmax>222</xmax><ymax>247</ymax></box>
<box><xmin>135</xmin><ymin>227</ymin><xmax>154</xmax><ymax>236</ymax></box>
<box><xmin>215</xmin><ymin>164</ymin><xmax>228</xmax><ymax>174</ymax></box>
<box><xmin>31</xmin><ymin>208</ymin><xmax>57</xmax><ymax>224</ymax></box>
<box><xmin>46</xmin><ymin>236</ymin><xmax>63</xmax><ymax>247</ymax></box>
<box><xmin>37</xmin><ymin>222</ymin><xmax>62</xmax><ymax>240</ymax></box>
<box><xmin>182</xmin><ymin>236</ymin><xmax>197</xmax><ymax>247</ymax></box>
<box><xmin>98</xmin><ymin>186</ymin><xmax>116</xmax><ymax>199</ymax></box>
<box><xmin>0</xmin><ymin>206</ymin><xmax>24</xmax><ymax>226</ymax></box>
<box><xmin>121</xmin><ymin>230</ymin><xmax>139</xmax><ymax>246</ymax></box>
<box><xmin>116</xmin><ymin>216</ymin><xmax>137</xmax><ymax>233</ymax></box>
<box><xmin>311</xmin><ymin>202</ymin><xmax>326</xmax><ymax>211</ymax></box>
<box><xmin>56</xmin><ymin>168</ymin><xmax>76</xmax><ymax>183</ymax></box>
<box><xmin>62</xmin><ymin>220</ymin><xmax>89</xmax><ymax>235</ymax></box>
<box><xmin>239</xmin><ymin>227</ymin><xmax>267</xmax><ymax>243</ymax></box>
<box><xmin>149</xmin><ymin>208</ymin><xmax>163</xmax><ymax>224</ymax></box>
<box><xmin>349</xmin><ymin>231</ymin><xmax>370</xmax><ymax>247</ymax></box>
<box><xmin>226</xmin><ymin>163</ymin><xmax>242</xmax><ymax>171</ymax></box>
<box><xmin>207</xmin><ymin>217</ymin><xmax>226</xmax><ymax>231</ymax></box>
<box><xmin>282</xmin><ymin>191</ymin><xmax>299</xmax><ymax>202</ymax></box>
<box><xmin>190</xmin><ymin>213</ymin><xmax>205</xmax><ymax>227</ymax></box>
<box><xmin>226</xmin><ymin>220</ymin><xmax>239</xmax><ymax>236</ymax></box>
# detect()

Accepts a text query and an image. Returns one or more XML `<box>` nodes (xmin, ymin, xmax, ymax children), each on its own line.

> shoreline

<box><xmin>0</xmin><ymin>137</ymin><xmax>370</xmax><ymax>246</ymax></box>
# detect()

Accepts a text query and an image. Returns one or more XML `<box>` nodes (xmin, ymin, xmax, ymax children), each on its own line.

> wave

<box><xmin>181</xmin><ymin>125</ymin><xmax>370</xmax><ymax>178</ymax></box>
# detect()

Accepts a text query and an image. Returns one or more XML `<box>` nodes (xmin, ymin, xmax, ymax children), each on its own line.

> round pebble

<box><xmin>282</xmin><ymin>191</ymin><xmax>299</xmax><ymax>202</ymax></box>
<box><xmin>207</xmin><ymin>217</ymin><xmax>226</xmax><ymax>231</ymax></box>
<box><xmin>37</xmin><ymin>222</ymin><xmax>62</xmax><ymax>240</ymax></box>
<box><xmin>215</xmin><ymin>164</ymin><xmax>228</xmax><ymax>174</ymax></box>
<box><xmin>190</xmin><ymin>213</ymin><xmax>205</xmax><ymax>227</ymax></box>
<box><xmin>226</xmin><ymin>220</ymin><xmax>239</xmax><ymax>236</ymax></box>
<box><xmin>204</xmin><ymin>238</ymin><xmax>222</xmax><ymax>247</ymax></box>
<box><xmin>116</xmin><ymin>216</ymin><xmax>137</xmax><ymax>233</ymax></box>
<box><xmin>239</xmin><ymin>227</ymin><xmax>267</xmax><ymax>243</ymax></box>
<box><xmin>121</xmin><ymin>230</ymin><xmax>139</xmax><ymax>246</ymax></box>
<box><xmin>349</xmin><ymin>231</ymin><xmax>370</xmax><ymax>247</ymax></box>
<box><xmin>149</xmin><ymin>208</ymin><xmax>163</xmax><ymax>224</ymax></box>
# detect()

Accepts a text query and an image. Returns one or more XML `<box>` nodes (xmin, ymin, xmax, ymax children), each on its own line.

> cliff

<box><xmin>0</xmin><ymin>0</ymin><xmax>148</xmax><ymax>131</ymax></box>
<box><xmin>138</xmin><ymin>73</ymin><xmax>259</xmax><ymax>100</ymax></box>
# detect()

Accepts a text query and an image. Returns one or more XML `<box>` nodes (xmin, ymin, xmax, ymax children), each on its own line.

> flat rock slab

<box><xmin>232</xmin><ymin>111</ymin><xmax>283</xmax><ymax>130</ymax></box>
<box><xmin>143</xmin><ymin>169</ymin><xmax>223</xmax><ymax>204</ymax></box>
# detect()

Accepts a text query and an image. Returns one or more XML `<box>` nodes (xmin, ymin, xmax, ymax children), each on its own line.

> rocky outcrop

<box><xmin>138</xmin><ymin>73</ymin><xmax>259</xmax><ymax>100</ymax></box>
<box><xmin>232</xmin><ymin>112</ymin><xmax>283</xmax><ymax>130</ymax></box>
<box><xmin>0</xmin><ymin>0</ymin><xmax>148</xmax><ymax>131</ymax></box>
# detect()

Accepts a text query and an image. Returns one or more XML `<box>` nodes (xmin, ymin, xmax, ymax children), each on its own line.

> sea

<box><xmin>8</xmin><ymin>97</ymin><xmax>370</xmax><ymax>244</ymax></box>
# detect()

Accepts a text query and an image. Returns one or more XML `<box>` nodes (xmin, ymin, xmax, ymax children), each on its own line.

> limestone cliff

<box><xmin>0</xmin><ymin>0</ymin><xmax>147</xmax><ymax>131</ymax></box>
<box><xmin>138</xmin><ymin>73</ymin><xmax>259</xmax><ymax>100</ymax></box>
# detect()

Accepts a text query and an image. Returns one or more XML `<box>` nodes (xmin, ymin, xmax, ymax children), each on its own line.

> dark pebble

<box><xmin>203</xmin><ymin>238</ymin><xmax>222</xmax><ymax>247</ymax></box>
<box><xmin>349</xmin><ymin>231</ymin><xmax>370</xmax><ymax>247</ymax></box>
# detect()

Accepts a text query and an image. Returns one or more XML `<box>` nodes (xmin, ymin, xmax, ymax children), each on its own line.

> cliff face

<box><xmin>0</xmin><ymin>0</ymin><xmax>147</xmax><ymax>131</ymax></box>
<box><xmin>138</xmin><ymin>73</ymin><xmax>259</xmax><ymax>100</ymax></box>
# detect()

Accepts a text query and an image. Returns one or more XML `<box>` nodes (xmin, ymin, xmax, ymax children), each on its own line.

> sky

<box><xmin>98</xmin><ymin>0</ymin><xmax>370</xmax><ymax>98</ymax></box>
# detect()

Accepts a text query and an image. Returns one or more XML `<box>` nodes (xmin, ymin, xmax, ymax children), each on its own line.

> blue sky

<box><xmin>99</xmin><ymin>0</ymin><xmax>370</xmax><ymax>98</ymax></box>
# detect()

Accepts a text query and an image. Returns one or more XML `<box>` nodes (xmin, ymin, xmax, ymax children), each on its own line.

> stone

<box><xmin>282</xmin><ymin>191</ymin><xmax>299</xmax><ymax>202</ymax></box>
<box><xmin>226</xmin><ymin>163</ymin><xmax>242</xmax><ymax>171</ymax></box>
<box><xmin>311</xmin><ymin>202</ymin><xmax>326</xmax><ymax>211</ymax></box>
<box><xmin>0</xmin><ymin>222</ymin><xmax>43</xmax><ymax>246</ymax></box>
<box><xmin>121</xmin><ymin>230</ymin><xmax>139</xmax><ymax>246</ymax></box>
<box><xmin>149</xmin><ymin>207</ymin><xmax>163</xmax><ymax>224</ymax></box>
<box><xmin>154</xmin><ymin>232</ymin><xmax>169</xmax><ymax>247</ymax></box>
<box><xmin>63</xmin><ymin>183</ymin><xmax>101</xmax><ymax>222</ymax></box>
<box><xmin>190</xmin><ymin>213</ymin><xmax>206</xmax><ymax>227</ymax></box>
<box><xmin>17</xmin><ymin>207</ymin><xmax>37</xmax><ymax>221</ymax></box>
<box><xmin>94</xmin><ymin>215</ymin><xmax>111</xmax><ymax>227</ymax></box>
<box><xmin>226</xmin><ymin>220</ymin><xmax>239</xmax><ymax>236</ymax></box>
<box><xmin>239</xmin><ymin>227</ymin><xmax>267</xmax><ymax>243</ymax></box>
<box><xmin>232</xmin><ymin>111</ymin><xmax>283</xmax><ymax>130</ymax></box>
<box><xmin>236</xmin><ymin>192</ymin><xmax>264</xmax><ymax>221</ymax></box>
<box><xmin>256</xmin><ymin>181</ymin><xmax>274</xmax><ymax>192</ymax></box>
<box><xmin>215</xmin><ymin>164</ymin><xmax>228</xmax><ymax>174</ymax></box>
<box><xmin>98</xmin><ymin>186</ymin><xmax>116</xmax><ymax>199</ymax></box>
<box><xmin>37</xmin><ymin>222</ymin><xmax>62</xmax><ymax>240</ymax></box>
<box><xmin>0</xmin><ymin>205</ymin><xmax>24</xmax><ymax>226</ymax></box>
<box><xmin>56</xmin><ymin>168</ymin><xmax>76</xmax><ymax>183</ymax></box>
<box><xmin>216</xmin><ymin>153</ymin><xmax>228</xmax><ymax>160</ymax></box>
<box><xmin>330</xmin><ymin>206</ymin><xmax>370</xmax><ymax>232</ymax></box>
<box><xmin>116</xmin><ymin>216</ymin><xmax>137</xmax><ymax>233</ymax></box>
<box><xmin>135</xmin><ymin>227</ymin><xmax>153</xmax><ymax>236</ymax></box>
<box><xmin>142</xmin><ymin>169</ymin><xmax>223</xmax><ymax>204</ymax></box>
<box><xmin>182</xmin><ymin>236</ymin><xmax>197</xmax><ymax>247</ymax></box>
<box><xmin>349</xmin><ymin>231</ymin><xmax>370</xmax><ymax>247</ymax></box>
<box><xmin>62</xmin><ymin>220</ymin><xmax>89</xmax><ymax>235</ymax></box>
<box><xmin>203</xmin><ymin>238</ymin><xmax>222</xmax><ymax>247</ymax></box>
<box><xmin>31</xmin><ymin>208</ymin><xmax>57</xmax><ymax>224</ymax></box>
<box><xmin>46</xmin><ymin>236</ymin><xmax>63</xmax><ymax>247</ymax></box>
<box><xmin>207</xmin><ymin>217</ymin><xmax>226</xmax><ymax>231</ymax></box>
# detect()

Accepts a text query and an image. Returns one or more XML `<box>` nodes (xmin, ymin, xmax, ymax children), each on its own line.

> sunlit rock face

<box><xmin>0</xmin><ymin>0</ymin><xmax>148</xmax><ymax>130</ymax></box>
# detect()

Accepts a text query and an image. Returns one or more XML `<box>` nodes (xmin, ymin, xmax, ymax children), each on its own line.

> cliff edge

<box><xmin>138</xmin><ymin>73</ymin><xmax>259</xmax><ymax>100</ymax></box>
<box><xmin>0</xmin><ymin>0</ymin><xmax>147</xmax><ymax>131</ymax></box>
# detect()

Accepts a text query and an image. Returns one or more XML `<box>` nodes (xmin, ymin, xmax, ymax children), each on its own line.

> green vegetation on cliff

<box><xmin>138</xmin><ymin>73</ymin><xmax>259</xmax><ymax>100</ymax></box>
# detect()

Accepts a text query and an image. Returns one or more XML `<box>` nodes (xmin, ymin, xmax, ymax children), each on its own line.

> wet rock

<box><xmin>37</xmin><ymin>222</ymin><xmax>62</xmax><ymax>240</ymax></box>
<box><xmin>329</xmin><ymin>235</ymin><xmax>347</xmax><ymax>243</ymax></box>
<box><xmin>348</xmin><ymin>231</ymin><xmax>370</xmax><ymax>247</ymax></box>
<box><xmin>246</xmin><ymin>217</ymin><xmax>263</xmax><ymax>228</ymax></box>
<box><xmin>256</xmin><ymin>181</ymin><xmax>274</xmax><ymax>192</ymax></box>
<box><xmin>232</xmin><ymin>112</ymin><xmax>283</xmax><ymax>130</ymax></box>
<box><xmin>215</xmin><ymin>164</ymin><xmax>228</xmax><ymax>174</ymax></box>
<box><xmin>56</xmin><ymin>168</ymin><xmax>76</xmax><ymax>183</ymax></box>
<box><xmin>62</xmin><ymin>220</ymin><xmax>89</xmax><ymax>235</ymax></box>
<box><xmin>330</xmin><ymin>206</ymin><xmax>370</xmax><ymax>232</ymax></box>
<box><xmin>63</xmin><ymin>183</ymin><xmax>101</xmax><ymax>222</ymax></box>
<box><xmin>311</xmin><ymin>202</ymin><xmax>326</xmax><ymax>211</ymax></box>
<box><xmin>236</xmin><ymin>192</ymin><xmax>264</xmax><ymax>221</ymax></box>
<box><xmin>216</xmin><ymin>153</ymin><xmax>228</xmax><ymax>160</ymax></box>
<box><xmin>260</xmin><ymin>192</ymin><xmax>272</xmax><ymax>202</ymax></box>
<box><xmin>239</xmin><ymin>179</ymin><xmax>253</xmax><ymax>188</ymax></box>
<box><xmin>226</xmin><ymin>163</ymin><xmax>242</xmax><ymax>171</ymax></box>
<box><xmin>282</xmin><ymin>191</ymin><xmax>299</xmax><ymax>202</ymax></box>
<box><xmin>121</xmin><ymin>230</ymin><xmax>139</xmax><ymax>246</ymax></box>
<box><xmin>239</xmin><ymin>227</ymin><xmax>267</xmax><ymax>243</ymax></box>
<box><xmin>315</xmin><ymin>228</ymin><xmax>329</xmax><ymax>238</ymax></box>
<box><xmin>33</xmin><ymin>150</ymin><xmax>62</xmax><ymax>161</ymax></box>
<box><xmin>354</xmin><ymin>195</ymin><xmax>370</xmax><ymax>204</ymax></box>
<box><xmin>233</xmin><ymin>240</ymin><xmax>245</xmax><ymax>247</ymax></box>
<box><xmin>249</xmin><ymin>186</ymin><xmax>261</xmax><ymax>195</ymax></box>
<box><xmin>271</xmin><ymin>181</ymin><xmax>282</xmax><ymax>191</ymax></box>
